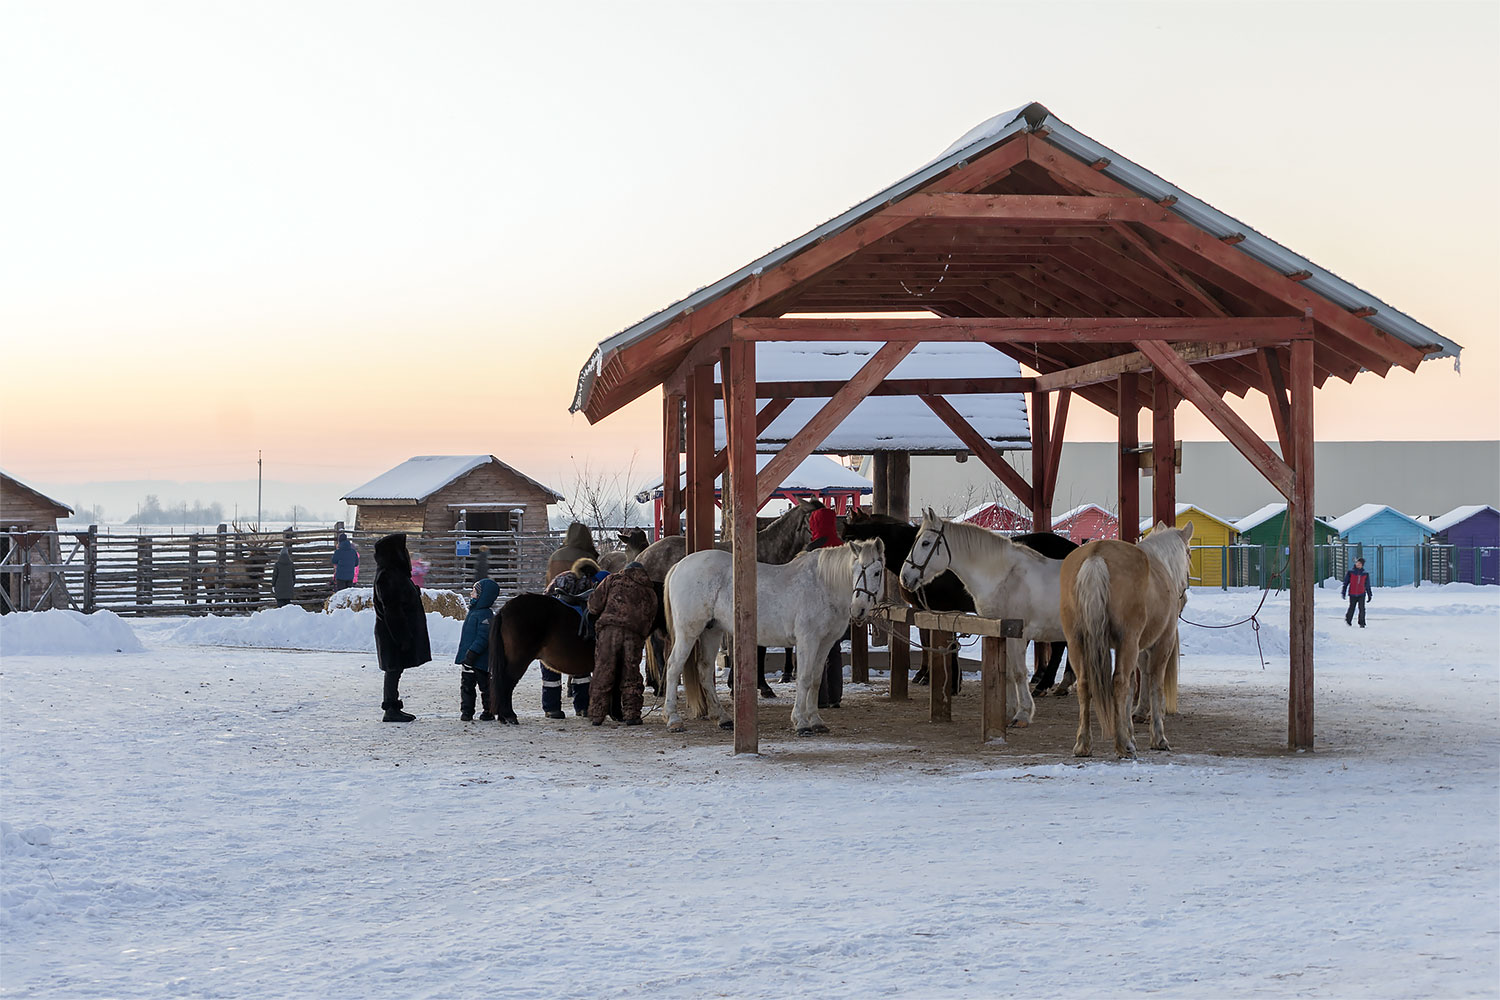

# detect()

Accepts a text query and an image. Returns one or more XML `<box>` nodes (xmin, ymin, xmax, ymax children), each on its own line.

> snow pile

<box><xmin>0</xmin><ymin>609</ymin><xmax>144</xmax><ymax>655</ymax></box>
<box><xmin>148</xmin><ymin>603</ymin><xmax>466</xmax><ymax>653</ymax></box>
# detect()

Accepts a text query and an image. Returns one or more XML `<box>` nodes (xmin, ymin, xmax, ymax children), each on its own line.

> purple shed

<box><xmin>1429</xmin><ymin>505</ymin><xmax>1499</xmax><ymax>585</ymax></box>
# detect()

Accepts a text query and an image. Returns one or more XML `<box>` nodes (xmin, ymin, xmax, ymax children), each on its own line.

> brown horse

<box><xmin>1059</xmin><ymin>521</ymin><xmax>1192</xmax><ymax>758</ymax></box>
<box><xmin>486</xmin><ymin>592</ymin><xmax>597</xmax><ymax>724</ymax></box>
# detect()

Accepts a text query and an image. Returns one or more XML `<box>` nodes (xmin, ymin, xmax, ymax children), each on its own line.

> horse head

<box><xmin>848</xmin><ymin>537</ymin><xmax>886</xmax><ymax>622</ymax></box>
<box><xmin>900</xmin><ymin>507</ymin><xmax>951</xmax><ymax>591</ymax></box>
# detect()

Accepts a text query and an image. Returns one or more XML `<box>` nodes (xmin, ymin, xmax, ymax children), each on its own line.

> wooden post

<box><xmin>1030</xmin><ymin>391</ymin><xmax>1051</xmax><ymax>531</ymax></box>
<box><xmin>885</xmin><ymin>450</ymin><xmax>910</xmax><ymax>697</ymax></box>
<box><xmin>981</xmin><ymin>635</ymin><xmax>1006</xmax><ymax>743</ymax></box>
<box><xmin>84</xmin><ymin>524</ymin><xmax>97</xmax><ymax>614</ymax></box>
<box><xmin>851</xmin><ymin>624</ymin><xmax>869</xmax><ymax>683</ymax></box>
<box><xmin>1152</xmin><ymin>371</ymin><xmax>1177</xmax><ymax>530</ymax></box>
<box><xmin>662</xmin><ymin>391</ymin><xmax>684</xmax><ymax>538</ymax></box>
<box><xmin>872</xmin><ymin>451</ymin><xmax>890</xmax><ymax>514</ymax></box>
<box><xmin>1288</xmin><ymin>339</ymin><xmax>1315</xmax><ymax>749</ymax></box>
<box><xmin>725</xmin><ymin>340</ymin><xmax>759</xmax><ymax>754</ymax></box>
<box><xmin>889</xmin><ymin>625</ymin><xmax>910</xmax><ymax>701</ymax></box>
<box><xmin>1118</xmin><ymin>372</ymin><xmax>1141</xmax><ymax>543</ymax></box>
<box><xmin>930</xmin><ymin>630</ymin><xmax>953</xmax><ymax>722</ymax></box>
<box><xmin>685</xmin><ymin>365</ymin><xmax>716</xmax><ymax>553</ymax></box>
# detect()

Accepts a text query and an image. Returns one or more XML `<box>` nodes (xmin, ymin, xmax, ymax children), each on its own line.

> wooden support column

<box><xmin>1288</xmin><ymin>339</ymin><xmax>1315</xmax><ymax>749</ymax></box>
<box><xmin>872</xmin><ymin>452</ymin><xmax>890</xmax><ymax>515</ymax></box>
<box><xmin>685</xmin><ymin>364</ymin><xmax>716</xmax><ymax>553</ymax></box>
<box><xmin>1030</xmin><ymin>391</ymin><xmax>1051</xmax><ymax>530</ymax></box>
<box><xmin>1152</xmin><ymin>371</ymin><xmax>1177</xmax><ymax>530</ymax></box>
<box><xmin>886</xmin><ymin>452</ymin><xmax>910</xmax><ymax>520</ymax></box>
<box><xmin>1118</xmin><ymin>372</ymin><xmax>1141</xmax><ymax>543</ymax></box>
<box><xmin>850</xmin><ymin>625</ymin><xmax>869</xmax><ymax>684</ymax></box>
<box><xmin>981</xmin><ymin>635</ymin><xmax>1007</xmax><ymax>744</ymax></box>
<box><xmin>724</xmin><ymin>340</ymin><xmax>759</xmax><ymax>754</ymax></box>
<box><xmin>884</xmin><ymin>450</ymin><xmax>910</xmax><ymax>697</ymax></box>
<box><xmin>662</xmin><ymin>392</ymin><xmax>684</xmax><ymax>538</ymax></box>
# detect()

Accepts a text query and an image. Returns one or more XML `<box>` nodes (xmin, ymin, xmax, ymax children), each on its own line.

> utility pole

<box><xmin>257</xmin><ymin>450</ymin><xmax>263</xmax><ymax>530</ymax></box>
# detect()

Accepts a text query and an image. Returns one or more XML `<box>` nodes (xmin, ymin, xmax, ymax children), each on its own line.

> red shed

<box><xmin>1052</xmin><ymin>503</ymin><xmax>1119</xmax><ymax>542</ymax></box>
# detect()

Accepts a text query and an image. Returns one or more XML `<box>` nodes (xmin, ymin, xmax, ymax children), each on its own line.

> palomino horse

<box><xmin>842</xmin><ymin>512</ymin><xmax>1077</xmax><ymax>693</ymax></box>
<box><xmin>899</xmin><ymin>510</ymin><xmax>1068</xmax><ymax>727</ymax></box>
<box><xmin>636</xmin><ymin>499</ymin><xmax>820</xmax><ymax>698</ymax></box>
<box><xmin>1059</xmin><ymin>522</ymin><xmax>1193</xmax><ymax>758</ymax></box>
<box><xmin>486</xmin><ymin>592</ymin><xmax>598</xmax><ymax>725</ymax></box>
<box><xmin>661</xmin><ymin>538</ymin><xmax>885</xmax><ymax>735</ymax></box>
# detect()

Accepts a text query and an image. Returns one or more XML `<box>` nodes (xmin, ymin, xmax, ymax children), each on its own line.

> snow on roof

<box><xmin>638</xmin><ymin>454</ymin><xmax>872</xmax><ymax>501</ymax></box>
<box><xmin>572</xmin><ymin>102</ymin><xmax>1459</xmax><ymax>416</ymax></box>
<box><xmin>0</xmin><ymin>468</ymin><xmax>73</xmax><ymax>515</ymax></box>
<box><xmin>1428</xmin><ymin>505</ymin><xmax>1499</xmax><ymax>534</ymax></box>
<box><xmin>711</xmin><ymin>342</ymin><xmax>1030</xmax><ymax>453</ymax></box>
<box><xmin>343</xmin><ymin>456</ymin><xmax>563</xmax><ymax>503</ymax></box>
<box><xmin>1140</xmin><ymin>502</ymin><xmax>1237</xmax><ymax>533</ymax></box>
<box><xmin>1235</xmin><ymin>502</ymin><xmax>1288</xmax><ymax>532</ymax></box>
<box><xmin>1328</xmin><ymin>503</ymin><xmax>1434</xmax><ymax>535</ymax></box>
<box><xmin>1052</xmin><ymin>503</ymin><xmax>1114</xmax><ymax>526</ymax></box>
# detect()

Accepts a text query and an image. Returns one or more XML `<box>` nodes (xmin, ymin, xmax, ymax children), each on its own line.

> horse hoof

<box><xmin>501</xmin><ymin>715</ymin><xmax>519</xmax><ymax>725</ymax></box>
<box><xmin>796</xmin><ymin>727</ymin><xmax>820</xmax><ymax>737</ymax></box>
<box><xmin>1009</xmin><ymin>718</ymin><xmax>1029</xmax><ymax>729</ymax></box>
<box><xmin>1073</xmin><ymin>745</ymin><xmax>1091</xmax><ymax>757</ymax></box>
<box><xmin>718</xmin><ymin>719</ymin><xmax>734</xmax><ymax>731</ymax></box>
<box><xmin>759</xmin><ymin>686</ymin><xmax>776</xmax><ymax>699</ymax></box>
<box><xmin>1151</xmin><ymin>741</ymin><xmax>1172</xmax><ymax>752</ymax></box>
<box><xmin>667</xmin><ymin>721</ymin><xmax>686</xmax><ymax>733</ymax></box>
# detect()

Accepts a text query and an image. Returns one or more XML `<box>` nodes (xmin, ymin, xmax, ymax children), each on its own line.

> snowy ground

<box><xmin>2</xmin><ymin>585</ymin><xmax>1497</xmax><ymax>999</ymax></box>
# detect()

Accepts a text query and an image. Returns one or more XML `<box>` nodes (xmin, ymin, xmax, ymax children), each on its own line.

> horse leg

<box><xmin>662</xmin><ymin>626</ymin><xmax>697</xmax><ymax>733</ymax></box>
<box><xmin>792</xmin><ymin>637</ymin><xmax>832</xmax><ymax>735</ymax></box>
<box><xmin>1006</xmin><ymin>637</ymin><xmax>1035</xmax><ymax>726</ymax></box>
<box><xmin>1144</xmin><ymin>641</ymin><xmax>1173</xmax><ymax>751</ymax></box>
<box><xmin>1054</xmin><ymin>649</ymin><xmax>1076</xmax><ymax>697</ymax></box>
<box><xmin>645</xmin><ymin>631</ymin><xmax>666</xmax><ymax>697</ymax></box>
<box><xmin>698</xmin><ymin>628</ymin><xmax>733</xmax><ymax>729</ymax></box>
<box><xmin>780</xmin><ymin>647</ymin><xmax>795</xmax><ymax>684</ymax></box>
<box><xmin>1112</xmin><ymin>633</ymin><xmax>1141</xmax><ymax>759</ymax></box>
<box><xmin>757</xmin><ymin>646</ymin><xmax>775</xmax><ymax>699</ymax></box>
<box><xmin>1072</xmin><ymin>655</ymin><xmax>1093</xmax><ymax>758</ymax></box>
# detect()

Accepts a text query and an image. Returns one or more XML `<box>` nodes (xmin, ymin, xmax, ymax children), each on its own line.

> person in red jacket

<box><xmin>1342</xmin><ymin>556</ymin><xmax>1372</xmax><ymax>628</ymax></box>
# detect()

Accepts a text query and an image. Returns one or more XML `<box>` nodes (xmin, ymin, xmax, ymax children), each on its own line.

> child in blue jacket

<box><xmin>456</xmin><ymin>578</ymin><xmax>501</xmax><ymax>720</ymax></box>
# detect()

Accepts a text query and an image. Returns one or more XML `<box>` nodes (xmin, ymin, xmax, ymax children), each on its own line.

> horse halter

<box><xmin>904</xmin><ymin>520</ymin><xmax>950</xmax><ymax>586</ymax></box>
<box><xmin>852</xmin><ymin>553</ymin><xmax>884</xmax><ymax>608</ymax></box>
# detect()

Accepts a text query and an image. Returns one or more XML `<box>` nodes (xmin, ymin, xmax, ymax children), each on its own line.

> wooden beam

<box><xmin>1110</xmin><ymin>222</ymin><xmax>1233</xmax><ymax>317</ymax></box>
<box><xmin>724</xmin><ymin>339</ymin><xmax>760</xmax><ymax>754</ymax></box>
<box><xmin>748</xmin><ymin>377</ymin><xmax>1035</xmax><ymax>398</ymax></box>
<box><xmin>754</xmin><ymin>342</ymin><xmax>916</xmax><ymax>508</ymax></box>
<box><xmin>884</xmin><ymin>193</ymin><xmax>1178</xmax><ymax>225</ymax></box>
<box><xmin>662</xmin><ymin>391</ymin><xmax>683</xmax><ymax>537</ymax></box>
<box><xmin>926</xmin><ymin>134</ymin><xmax>1031</xmax><ymax>193</ymax></box>
<box><xmin>1032</xmin><ymin>339</ymin><xmax>1275</xmax><ymax>392</ymax></box>
<box><xmin>685</xmin><ymin>364</ymin><xmax>716</xmax><ymax>552</ymax></box>
<box><xmin>1256</xmin><ymin>347</ymin><xmax>1293</xmax><ymax>459</ymax></box>
<box><xmin>1136</xmin><ymin>340</ymin><xmax>1295</xmax><ymax>501</ymax></box>
<box><xmin>734</xmin><ymin>316</ymin><xmax>1313</xmax><ymax>344</ymax></box>
<box><xmin>1152</xmin><ymin>371</ymin><xmax>1177</xmax><ymax>530</ymax></box>
<box><xmin>1030</xmin><ymin>390</ymin><xmax>1051</xmax><ymax>529</ymax></box>
<box><xmin>982</xmin><ymin>635</ymin><xmax>1007</xmax><ymax>745</ymax></box>
<box><xmin>919</xmin><ymin>395</ymin><xmax>1034</xmax><ymax>509</ymax></box>
<box><xmin>707</xmin><ymin>396</ymin><xmax>795</xmax><ymax>482</ymax></box>
<box><xmin>1288</xmin><ymin>339</ymin><xmax>1315</xmax><ymax>750</ymax></box>
<box><xmin>1044</xmin><ymin>388</ymin><xmax>1071</xmax><ymax>509</ymax></box>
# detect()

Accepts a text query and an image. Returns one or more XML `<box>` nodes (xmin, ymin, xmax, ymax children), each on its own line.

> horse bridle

<box><xmin>852</xmin><ymin>553</ymin><xmax>884</xmax><ymax>608</ymax></box>
<box><xmin>904</xmin><ymin>520</ymin><xmax>950</xmax><ymax>588</ymax></box>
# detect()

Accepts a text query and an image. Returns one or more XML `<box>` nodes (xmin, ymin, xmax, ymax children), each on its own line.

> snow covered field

<box><xmin>3</xmin><ymin>585</ymin><xmax>1497</xmax><ymax>999</ymax></box>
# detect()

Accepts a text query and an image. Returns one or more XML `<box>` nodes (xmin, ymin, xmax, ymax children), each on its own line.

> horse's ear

<box><xmin>1180</xmin><ymin>520</ymin><xmax>1195</xmax><ymax>544</ymax></box>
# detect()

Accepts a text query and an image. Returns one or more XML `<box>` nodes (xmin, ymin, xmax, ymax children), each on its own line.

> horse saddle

<box><xmin>552</xmin><ymin>592</ymin><xmax>596</xmax><ymax>640</ymax></box>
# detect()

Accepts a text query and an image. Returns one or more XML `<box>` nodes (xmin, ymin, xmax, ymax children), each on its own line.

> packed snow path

<box><xmin>2</xmin><ymin>587</ymin><xmax>1496</xmax><ymax>998</ymax></box>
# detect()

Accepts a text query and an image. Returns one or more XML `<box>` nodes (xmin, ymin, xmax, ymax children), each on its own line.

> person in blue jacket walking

<box><xmin>330</xmin><ymin>532</ymin><xmax>360</xmax><ymax>592</ymax></box>
<box><xmin>456</xmin><ymin>577</ymin><xmax>501</xmax><ymax>720</ymax></box>
<box><xmin>1342</xmin><ymin>556</ymin><xmax>1373</xmax><ymax>628</ymax></box>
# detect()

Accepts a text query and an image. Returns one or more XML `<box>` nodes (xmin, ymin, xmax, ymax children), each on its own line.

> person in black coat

<box><xmin>373</xmin><ymin>532</ymin><xmax>432</xmax><ymax>722</ymax></box>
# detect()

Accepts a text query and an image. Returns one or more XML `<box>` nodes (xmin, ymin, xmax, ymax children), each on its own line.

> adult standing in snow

<box><xmin>541</xmin><ymin>557</ymin><xmax>605</xmax><ymax>718</ymax></box>
<box><xmin>584</xmin><ymin>561</ymin><xmax>657</xmax><ymax>726</ymax></box>
<box><xmin>806</xmin><ymin>505</ymin><xmax>845</xmax><ymax>709</ymax></box>
<box><xmin>373</xmin><ymin>532</ymin><xmax>432</xmax><ymax>722</ymax></box>
<box><xmin>455</xmin><ymin>577</ymin><xmax>500</xmax><ymax>721</ymax></box>
<box><xmin>271</xmin><ymin>535</ymin><xmax>296</xmax><ymax>608</ymax></box>
<box><xmin>331</xmin><ymin>532</ymin><xmax>359</xmax><ymax>593</ymax></box>
<box><xmin>1342</xmin><ymin>556</ymin><xmax>1373</xmax><ymax>628</ymax></box>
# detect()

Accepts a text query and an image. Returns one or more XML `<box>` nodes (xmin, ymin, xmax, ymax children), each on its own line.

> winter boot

<box><xmin>542</xmin><ymin>667</ymin><xmax>567</xmax><ymax>719</ymax></box>
<box><xmin>382</xmin><ymin>700</ymin><xmax>415</xmax><ymax>723</ymax></box>
<box><xmin>572</xmin><ymin>676</ymin><xmax>592</xmax><ymax>717</ymax></box>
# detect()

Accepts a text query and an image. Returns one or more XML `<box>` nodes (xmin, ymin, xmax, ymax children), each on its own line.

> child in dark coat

<box><xmin>456</xmin><ymin>577</ymin><xmax>501</xmax><ymax>721</ymax></box>
<box><xmin>373</xmin><ymin>532</ymin><xmax>432</xmax><ymax>722</ymax></box>
<box><xmin>585</xmin><ymin>561</ymin><xmax>658</xmax><ymax>726</ymax></box>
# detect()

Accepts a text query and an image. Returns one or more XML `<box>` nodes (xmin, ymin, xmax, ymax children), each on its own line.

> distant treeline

<box><xmin>54</xmin><ymin>495</ymin><xmax>334</xmax><ymax>526</ymax></box>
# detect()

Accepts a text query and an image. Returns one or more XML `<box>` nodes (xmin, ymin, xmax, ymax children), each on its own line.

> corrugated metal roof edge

<box><xmin>572</xmin><ymin>102</ymin><xmax>1458</xmax><ymax>416</ymax></box>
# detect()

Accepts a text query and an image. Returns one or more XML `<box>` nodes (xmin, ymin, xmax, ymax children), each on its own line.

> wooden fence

<box><xmin>1</xmin><ymin>525</ymin><xmax>583</xmax><ymax>616</ymax></box>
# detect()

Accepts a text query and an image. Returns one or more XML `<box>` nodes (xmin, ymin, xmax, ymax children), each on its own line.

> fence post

<box><xmin>1221</xmin><ymin>546</ymin><xmax>1228</xmax><ymax>591</ymax></box>
<box><xmin>85</xmin><ymin>525</ymin><xmax>97</xmax><ymax>613</ymax></box>
<box><xmin>216</xmin><ymin>524</ymin><xmax>228</xmax><ymax>611</ymax></box>
<box><xmin>19</xmin><ymin>532</ymin><xmax>32</xmax><ymax>611</ymax></box>
<box><xmin>187</xmin><ymin>537</ymin><xmax>200</xmax><ymax>606</ymax></box>
<box><xmin>135</xmin><ymin>535</ymin><xmax>153</xmax><ymax>607</ymax></box>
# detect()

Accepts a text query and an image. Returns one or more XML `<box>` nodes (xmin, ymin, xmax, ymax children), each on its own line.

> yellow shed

<box><xmin>1142</xmin><ymin>503</ymin><xmax>1239</xmax><ymax>588</ymax></box>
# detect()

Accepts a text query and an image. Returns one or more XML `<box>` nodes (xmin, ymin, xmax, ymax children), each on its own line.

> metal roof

<box><xmin>572</xmin><ymin>102</ymin><xmax>1459</xmax><ymax>416</ymax></box>
<box><xmin>343</xmin><ymin>455</ymin><xmax>564</xmax><ymax>504</ymax></box>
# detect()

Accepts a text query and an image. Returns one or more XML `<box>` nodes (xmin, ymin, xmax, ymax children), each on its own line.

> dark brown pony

<box><xmin>486</xmin><ymin>593</ymin><xmax>598</xmax><ymax>724</ymax></box>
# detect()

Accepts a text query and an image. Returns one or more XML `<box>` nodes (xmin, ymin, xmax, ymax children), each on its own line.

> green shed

<box><xmin>1233</xmin><ymin>503</ymin><xmax>1339</xmax><ymax>587</ymax></box>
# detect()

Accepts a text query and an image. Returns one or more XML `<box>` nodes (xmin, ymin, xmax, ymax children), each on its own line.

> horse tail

<box><xmin>1072</xmin><ymin>555</ymin><xmax>1115</xmax><ymax>707</ymax></box>
<box><xmin>487</xmin><ymin>603</ymin><xmax>507</xmax><ymax>709</ymax></box>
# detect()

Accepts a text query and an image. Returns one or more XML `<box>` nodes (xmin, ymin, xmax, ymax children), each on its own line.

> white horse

<box><xmin>661</xmin><ymin>539</ymin><xmax>886</xmax><ymax>735</ymax></box>
<box><xmin>898</xmin><ymin>508</ymin><xmax>1066</xmax><ymax>727</ymax></box>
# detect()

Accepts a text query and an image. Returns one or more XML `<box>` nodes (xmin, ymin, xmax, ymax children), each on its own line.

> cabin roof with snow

<box><xmin>1052</xmin><ymin>503</ymin><xmax>1115</xmax><ymax>525</ymax></box>
<box><xmin>343</xmin><ymin>456</ymin><xmax>563</xmax><ymax>504</ymax></box>
<box><xmin>1428</xmin><ymin>505</ymin><xmax>1499</xmax><ymax>535</ymax></box>
<box><xmin>1329</xmin><ymin>503</ymin><xmax>1434</xmax><ymax>537</ymax></box>
<box><xmin>0</xmin><ymin>469</ymin><xmax>73</xmax><ymax>525</ymax></box>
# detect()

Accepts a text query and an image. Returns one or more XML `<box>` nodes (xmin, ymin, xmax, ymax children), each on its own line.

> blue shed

<box><xmin>1428</xmin><ymin>505</ymin><xmax>1499</xmax><ymax>585</ymax></box>
<box><xmin>1328</xmin><ymin>504</ymin><xmax>1436</xmax><ymax>587</ymax></box>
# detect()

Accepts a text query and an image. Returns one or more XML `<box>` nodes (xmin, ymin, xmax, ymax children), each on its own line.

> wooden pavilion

<box><xmin>570</xmin><ymin>101</ymin><xmax>1460</xmax><ymax>754</ymax></box>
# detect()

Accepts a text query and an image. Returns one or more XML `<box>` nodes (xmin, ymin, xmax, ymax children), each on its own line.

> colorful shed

<box><xmin>1328</xmin><ymin>504</ymin><xmax>1436</xmax><ymax>587</ymax></box>
<box><xmin>1428</xmin><ymin>505</ymin><xmax>1499</xmax><ymax>585</ymax></box>
<box><xmin>1052</xmin><ymin>503</ymin><xmax>1118</xmax><ymax>542</ymax></box>
<box><xmin>1143</xmin><ymin>502</ymin><xmax>1238</xmax><ymax>587</ymax></box>
<box><xmin>961</xmin><ymin>501</ymin><xmax>1032</xmax><ymax>533</ymax></box>
<box><xmin>1235</xmin><ymin>503</ymin><xmax>1339</xmax><ymax>585</ymax></box>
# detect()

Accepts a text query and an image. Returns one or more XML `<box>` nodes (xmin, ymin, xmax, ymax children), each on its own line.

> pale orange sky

<box><xmin>2</xmin><ymin>1</ymin><xmax>1496</xmax><ymax>506</ymax></box>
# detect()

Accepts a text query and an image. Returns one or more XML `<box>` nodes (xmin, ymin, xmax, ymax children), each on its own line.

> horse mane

<box><xmin>1139</xmin><ymin>529</ymin><xmax>1190</xmax><ymax>595</ymax></box>
<box><xmin>812</xmin><ymin>545</ymin><xmax>857</xmax><ymax>594</ymax></box>
<box><xmin>940</xmin><ymin>519</ymin><xmax>1052</xmax><ymax>569</ymax></box>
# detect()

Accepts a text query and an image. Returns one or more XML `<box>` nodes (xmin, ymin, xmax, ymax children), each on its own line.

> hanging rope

<box><xmin>1177</xmin><ymin>515</ymin><xmax>1294</xmax><ymax>671</ymax></box>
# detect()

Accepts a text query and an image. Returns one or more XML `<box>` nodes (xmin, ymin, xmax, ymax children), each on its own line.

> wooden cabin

<box><xmin>342</xmin><ymin>455</ymin><xmax>563</xmax><ymax>534</ymax></box>
<box><xmin>1</xmin><ymin>471</ymin><xmax>72</xmax><ymax>531</ymax></box>
<box><xmin>1143</xmin><ymin>502</ymin><xmax>1238</xmax><ymax>588</ymax></box>
<box><xmin>1429</xmin><ymin>505</ymin><xmax>1499</xmax><ymax>585</ymax></box>
<box><xmin>1</xmin><ymin>471</ymin><xmax>74</xmax><ymax>613</ymax></box>
<box><xmin>1051</xmin><ymin>503</ymin><xmax>1118</xmax><ymax>542</ymax></box>
<box><xmin>1329</xmin><ymin>504</ymin><xmax>1436</xmax><ymax>587</ymax></box>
